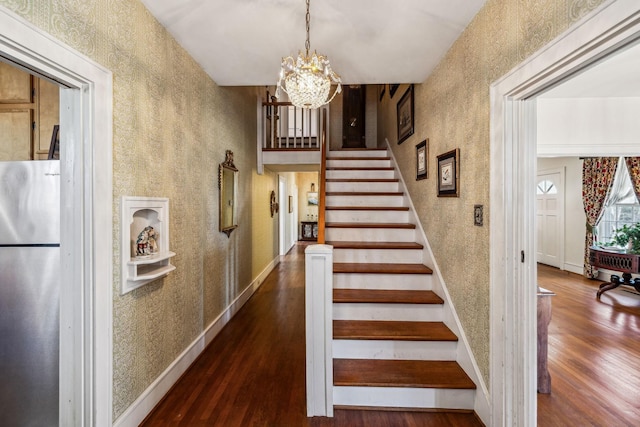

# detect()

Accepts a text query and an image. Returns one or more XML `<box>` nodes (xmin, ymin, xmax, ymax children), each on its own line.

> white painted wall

<box><xmin>537</xmin><ymin>97</ymin><xmax>640</xmax><ymax>156</ymax></box>
<box><xmin>536</xmin><ymin>157</ymin><xmax>585</xmax><ymax>275</ymax></box>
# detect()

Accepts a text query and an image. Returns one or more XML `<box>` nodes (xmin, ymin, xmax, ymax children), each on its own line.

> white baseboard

<box><xmin>563</xmin><ymin>262</ymin><xmax>583</xmax><ymax>276</ymax></box>
<box><xmin>113</xmin><ymin>256</ymin><xmax>280</xmax><ymax>427</ymax></box>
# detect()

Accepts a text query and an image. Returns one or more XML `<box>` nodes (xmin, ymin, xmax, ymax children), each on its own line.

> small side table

<box><xmin>300</xmin><ymin>221</ymin><xmax>318</xmax><ymax>241</ymax></box>
<box><xmin>589</xmin><ymin>247</ymin><xmax>640</xmax><ymax>299</ymax></box>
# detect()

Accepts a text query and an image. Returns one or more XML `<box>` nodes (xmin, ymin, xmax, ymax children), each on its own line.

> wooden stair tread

<box><xmin>333</xmin><ymin>320</ymin><xmax>457</xmax><ymax>341</ymax></box>
<box><xmin>334</xmin><ymin>359</ymin><xmax>476</xmax><ymax>389</ymax></box>
<box><xmin>334</xmin><ymin>263</ymin><xmax>433</xmax><ymax>275</ymax></box>
<box><xmin>326</xmin><ymin>167</ymin><xmax>394</xmax><ymax>171</ymax></box>
<box><xmin>327</xmin><ymin>178</ymin><xmax>398</xmax><ymax>182</ymax></box>
<box><xmin>327</xmin><ymin>156</ymin><xmax>391</xmax><ymax>161</ymax></box>
<box><xmin>333</xmin><ymin>289</ymin><xmax>442</xmax><ymax>304</ymax></box>
<box><xmin>326</xmin><ymin>206</ymin><xmax>409</xmax><ymax>211</ymax></box>
<box><xmin>326</xmin><ymin>222</ymin><xmax>415</xmax><ymax>229</ymax></box>
<box><xmin>326</xmin><ymin>192</ymin><xmax>404</xmax><ymax>196</ymax></box>
<box><xmin>328</xmin><ymin>241</ymin><xmax>423</xmax><ymax>250</ymax></box>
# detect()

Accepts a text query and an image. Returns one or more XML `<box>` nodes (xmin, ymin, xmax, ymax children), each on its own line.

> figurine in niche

<box><xmin>136</xmin><ymin>226</ymin><xmax>159</xmax><ymax>257</ymax></box>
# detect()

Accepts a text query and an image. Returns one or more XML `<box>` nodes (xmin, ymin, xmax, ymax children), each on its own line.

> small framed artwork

<box><xmin>307</xmin><ymin>192</ymin><xmax>318</xmax><ymax>206</ymax></box>
<box><xmin>288</xmin><ymin>195</ymin><xmax>293</xmax><ymax>213</ymax></box>
<box><xmin>416</xmin><ymin>139</ymin><xmax>428</xmax><ymax>180</ymax></box>
<box><xmin>389</xmin><ymin>84</ymin><xmax>399</xmax><ymax>98</ymax></box>
<box><xmin>437</xmin><ymin>148</ymin><xmax>460</xmax><ymax>197</ymax></box>
<box><xmin>396</xmin><ymin>85</ymin><xmax>414</xmax><ymax>145</ymax></box>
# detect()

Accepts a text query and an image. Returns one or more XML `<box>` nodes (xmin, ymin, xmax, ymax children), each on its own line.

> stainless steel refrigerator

<box><xmin>0</xmin><ymin>160</ymin><xmax>60</xmax><ymax>426</ymax></box>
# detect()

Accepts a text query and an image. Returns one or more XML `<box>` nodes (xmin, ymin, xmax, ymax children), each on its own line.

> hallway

<box><xmin>141</xmin><ymin>243</ymin><xmax>483</xmax><ymax>426</ymax></box>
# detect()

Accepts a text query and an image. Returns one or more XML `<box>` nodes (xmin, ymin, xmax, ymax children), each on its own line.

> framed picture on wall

<box><xmin>307</xmin><ymin>192</ymin><xmax>318</xmax><ymax>206</ymax></box>
<box><xmin>416</xmin><ymin>139</ymin><xmax>428</xmax><ymax>180</ymax></box>
<box><xmin>437</xmin><ymin>148</ymin><xmax>460</xmax><ymax>197</ymax></box>
<box><xmin>288</xmin><ymin>195</ymin><xmax>293</xmax><ymax>213</ymax></box>
<box><xmin>397</xmin><ymin>85</ymin><xmax>414</xmax><ymax>144</ymax></box>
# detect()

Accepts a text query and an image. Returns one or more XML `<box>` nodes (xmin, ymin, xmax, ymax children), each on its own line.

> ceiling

<box><xmin>140</xmin><ymin>0</ymin><xmax>486</xmax><ymax>86</ymax></box>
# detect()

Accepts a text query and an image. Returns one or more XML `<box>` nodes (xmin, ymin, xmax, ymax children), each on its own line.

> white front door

<box><xmin>536</xmin><ymin>169</ymin><xmax>564</xmax><ymax>268</ymax></box>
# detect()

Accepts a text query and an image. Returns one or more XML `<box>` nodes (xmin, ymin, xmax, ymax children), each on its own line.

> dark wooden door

<box><xmin>342</xmin><ymin>85</ymin><xmax>366</xmax><ymax>148</ymax></box>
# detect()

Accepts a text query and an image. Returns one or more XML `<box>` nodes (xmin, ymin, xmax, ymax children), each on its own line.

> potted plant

<box><xmin>609</xmin><ymin>222</ymin><xmax>640</xmax><ymax>254</ymax></box>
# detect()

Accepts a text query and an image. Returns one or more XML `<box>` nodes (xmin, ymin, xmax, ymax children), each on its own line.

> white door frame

<box><xmin>279</xmin><ymin>175</ymin><xmax>288</xmax><ymax>256</ymax></box>
<box><xmin>0</xmin><ymin>7</ymin><xmax>113</xmax><ymax>426</ymax></box>
<box><xmin>536</xmin><ymin>167</ymin><xmax>565</xmax><ymax>269</ymax></box>
<box><xmin>490</xmin><ymin>1</ymin><xmax>640</xmax><ymax>425</ymax></box>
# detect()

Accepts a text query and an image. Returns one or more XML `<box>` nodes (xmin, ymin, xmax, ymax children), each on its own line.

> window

<box><xmin>597</xmin><ymin>158</ymin><xmax>640</xmax><ymax>244</ymax></box>
<box><xmin>537</xmin><ymin>179</ymin><xmax>557</xmax><ymax>195</ymax></box>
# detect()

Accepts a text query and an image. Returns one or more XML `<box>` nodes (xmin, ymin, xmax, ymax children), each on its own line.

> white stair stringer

<box><xmin>325</xmin><ymin>147</ymin><xmax>488</xmax><ymax>418</ymax></box>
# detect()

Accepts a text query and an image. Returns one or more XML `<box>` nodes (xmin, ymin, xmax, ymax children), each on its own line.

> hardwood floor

<box><xmin>141</xmin><ymin>243</ymin><xmax>482</xmax><ymax>427</ymax></box>
<box><xmin>537</xmin><ymin>264</ymin><xmax>640</xmax><ymax>427</ymax></box>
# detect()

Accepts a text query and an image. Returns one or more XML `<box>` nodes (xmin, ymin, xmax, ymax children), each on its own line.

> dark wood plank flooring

<box><xmin>537</xmin><ymin>264</ymin><xmax>640</xmax><ymax>427</ymax></box>
<box><xmin>141</xmin><ymin>243</ymin><xmax>482</xmax><ymax>426</ymax></box>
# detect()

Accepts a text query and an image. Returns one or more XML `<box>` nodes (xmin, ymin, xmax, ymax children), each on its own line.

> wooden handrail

<box><xmin>317</xmin><ymin>108</ymin><xmax>327</xmax><ymax>244</ymax></box>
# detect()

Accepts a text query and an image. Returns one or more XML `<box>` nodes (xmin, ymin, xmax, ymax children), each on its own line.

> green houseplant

<box><xmin>609</xmin><ymin>222</ymin><xmax>640</xmax><ymax>254</ymax></box>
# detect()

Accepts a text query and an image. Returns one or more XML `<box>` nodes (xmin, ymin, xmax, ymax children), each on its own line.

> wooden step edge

<box><xmin>327</xmin><ymin>156</ymin><xmax>392</xmax><ymax>161</ymax></box>
<box><xmin>333</xmin><ymin>320</ymin><xmax>458</xmax><ymax>341</ymax></box>
<box><xmin>333</xmin><ymin>263</ymin><xmax>434</xmax><ymax>275</ymax></box>
<box><xmin>327</xmin><ymin>241</ymin><xmax>423</xmax><ymax>250</ymax></box>
<box><xmin>326</xmin><ymin>178</ymin><xmax>399</xmax><ymax>182</ymax></box>
<box><xmin>326</xmin><ymin>167</ymin><xmax>395</xmax><ymax>171</ymax></box>
<box><xmin>333</xmin><ymin>289</ymin><xmax>443</xmax><ymax>304</ymax></box>
<box><xmin>333</xmin><ymin>405</ymin><xmax>476</xmax><ymax>415</ymax></box>
<box><xmin>326</xmin><ymin>192</ymin><xmax>404</xmax><ymax>196</ymax></box>
<box><xmin>326</xmin><ymin>222</ymin><xmax>416</xmax><ymax>229</ymax></box>
<box><xmin>325</xmin><ymin>206</ymin><xmax>409</xmax><ymax>211</ymax></box>
<box><xmin>333</xmin><ymin>359</ymin><xmax>477</xmax><ymax>390</ymax></box>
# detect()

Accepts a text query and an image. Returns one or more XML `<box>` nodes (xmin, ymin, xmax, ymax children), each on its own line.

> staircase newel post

<box><xmin>305</xmin><ymin>244</ymin><xmax>334</xmax><ymax>417</ymax></box>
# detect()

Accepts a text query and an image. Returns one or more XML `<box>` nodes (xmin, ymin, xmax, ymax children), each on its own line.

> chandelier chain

<box><xmin>305</xmin><ymin>0</ymin><xmax>310</xmax><ymax>56</ymax></box>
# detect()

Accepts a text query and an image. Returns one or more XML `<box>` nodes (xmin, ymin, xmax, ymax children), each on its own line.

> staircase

<box><xmin>324</xmin><ymin>148</ymin><xmax>477</xmax><ymax>411</ymax></box>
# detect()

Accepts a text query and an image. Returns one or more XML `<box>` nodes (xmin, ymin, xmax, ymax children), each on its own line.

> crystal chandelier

<box><xmin>276</xmin><ymin>0</ymin><xmax>342</xmax><ymax>109</ymax></box>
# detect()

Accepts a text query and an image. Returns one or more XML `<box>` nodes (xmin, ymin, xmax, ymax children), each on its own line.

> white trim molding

<box><xmin>0</xmin><ymin>6</ymin><xmax>113</xmax><ymax>426</ymax></box>
<box><xmin>113</xmin><ymin>256</ymin><xmax>280</xmax><ymax>427</ymax></box>
<box><xmin>490</xmin><ymin>1</ymin><xmax>640</xmax><ymax>426</ymax></box>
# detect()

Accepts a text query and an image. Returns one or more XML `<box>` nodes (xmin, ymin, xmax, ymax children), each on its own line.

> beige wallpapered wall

<box><xmin>0</xmin><ymin>0</ymin><xmax>278</xmax><ymax>419</ymax></box>
<box><xmin>377</xmin><ymin>0</ymin><xmax>607</xmax><ymax>384</ymax></box>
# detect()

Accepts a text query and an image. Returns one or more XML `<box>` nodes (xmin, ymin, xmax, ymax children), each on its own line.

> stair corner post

<box><xmin>305</xmin><ymin>244</ymin><xmax>334</xmax><ymax>417</ymax></box>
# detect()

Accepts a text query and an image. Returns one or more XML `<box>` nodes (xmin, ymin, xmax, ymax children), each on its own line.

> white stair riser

<box><xmin>326</xmin><ymin>159</ymin><xmax>391</xmax><ymax>168</ymax></box>
<box><xmin>326</xmin><ymin>182</ymin><xmax>400</xmax><ymax>193</ymax></box>
<box><xmin>326</xmin><ymin>195</ymin><xmax>405</xmax><ymax>207</ymax></box>
<box><xmin>326</xmin><ymin>210</ymin><xmax>409</xmax><ymax>223</ymax></box>
<box><xmin>333</xmin><ymin>386</ymin><xmax>475</xmax><ymax>410</ymax></box>
<box><xmin>333</xmin><ymin>248</ymin><xmax>423</xmax><ymax>264</ymax></box>
<box><xmin>326</xmin><ymin>228</ymin><xmax>416</xmax><ymax>242</ymax></box>
<box><xmin>333</xmin><ymin>273</ymin><xmax>433</xmax><ymax>289</ymax></box>
<box><xmin>333</xmin><ymin>340</ymin><xmax>457</xmax><ymax>361</ymax></box>
<box><xmin>328</xmin><ymin>151</ymin><xmax>388</xmax><ymax>159</ymax></box>
<box><xmin>333</xmin><ymin>303</ymin><xmax>443</xmax><ymax>321</ymax></box>
<box><xmin>327</xmin><ymin>169</ymin><xmax>396</xmax><ymax>180</ymax></box>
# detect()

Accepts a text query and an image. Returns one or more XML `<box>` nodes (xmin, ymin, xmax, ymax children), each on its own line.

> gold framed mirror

<box><xmin>219</xmin><ymin>150</ymin><xmax>238</xmax><ymax>237</ymax></box>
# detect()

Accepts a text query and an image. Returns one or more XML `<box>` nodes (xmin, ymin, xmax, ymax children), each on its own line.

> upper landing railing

<box><xmin>261</xmin><ymin>99</ymin><xmax>328</xmax><ymax>150</ymax></box>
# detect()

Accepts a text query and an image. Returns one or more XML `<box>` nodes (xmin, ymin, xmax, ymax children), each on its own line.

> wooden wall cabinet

<box><xmin>0</xmin><ymin>62</ymin><xmax>59</xmax><ymax>161</ymax></box>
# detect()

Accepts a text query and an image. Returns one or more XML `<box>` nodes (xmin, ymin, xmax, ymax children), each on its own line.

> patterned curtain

<box><xmin>582</xmin><ymin>157</ymin><xmax>618</xmax><ymax>278</ymax></box>
<box><xmin>625</xmin><ymin>157</ymin><xmax>640</xmax><ymax>202</ymax></box>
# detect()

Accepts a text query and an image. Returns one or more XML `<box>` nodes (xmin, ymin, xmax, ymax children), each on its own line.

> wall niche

<box><xmin>120</xmin><ymin>196</ymin><xmax>175</xmax><ymax>294</ymax></box>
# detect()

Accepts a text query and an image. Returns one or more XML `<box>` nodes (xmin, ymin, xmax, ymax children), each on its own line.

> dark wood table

<box><xmin>589</xmin><ymin>247</ymin><xmax>640</xmax><ymax>299</ymax></box>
